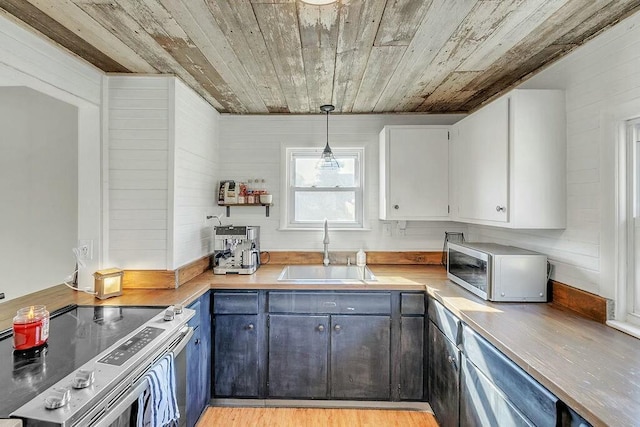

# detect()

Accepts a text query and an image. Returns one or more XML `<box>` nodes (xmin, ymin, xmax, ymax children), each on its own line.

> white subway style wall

<box><xmin>218</xmin><ymin>114</ymin><xmax>466</xmax><ymax>254</ymax></box>
<box><xmin>469</xmin><ymin>11</ymin><xmax>640</xmax><ymax>299</ymax></box>
<box><xmin>172</xmin><ymin>79</ymin><xmax>220</xmax><ymax>270</ymax></box>
<box><xmin>0</xmin><ymin>13</ymin><xmax>103</xmax><ymax>299</ymax></box>
<box><xmin>108</xmin><ymin>76</ymin><xmax>171</xmax><ymax>270</ymax></box>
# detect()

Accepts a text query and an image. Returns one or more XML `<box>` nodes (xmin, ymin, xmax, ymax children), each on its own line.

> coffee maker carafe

<box><xmin>213</xmin><ymin>226</ymin><xmax>260</xmax><ymax>274</ymax></box>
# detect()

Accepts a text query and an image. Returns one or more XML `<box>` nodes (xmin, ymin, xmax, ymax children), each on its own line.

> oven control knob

<box><xmin>72</xmin><ymin>369</ymin><xmax>95</xmax><ymax>389</ymax></box>
<box><xmin>44</xmin><ymin>387</ymin><xmax>71</xmax><ymax>410</ymax></box>
<box><xmin>173</xmin><ymin>304</ymin><xmax>183</xmax><ymax>314</ymax></box>
<box><xmin>163</xmin><ymin>307</ymin><xmax>175</xmax><ymax>321</ymax></box>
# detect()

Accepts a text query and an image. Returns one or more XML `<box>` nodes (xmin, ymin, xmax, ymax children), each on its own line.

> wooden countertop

<box><xmin>1</xmin><ymin>264</ymin><xmax>637</xmax><ymax>426</ymax></box>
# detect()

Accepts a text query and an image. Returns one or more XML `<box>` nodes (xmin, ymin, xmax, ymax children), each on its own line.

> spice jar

<box><xmin>13</xmin><ymin>305</ymin><xmax>49</xmax><ymax>351</ymax></box>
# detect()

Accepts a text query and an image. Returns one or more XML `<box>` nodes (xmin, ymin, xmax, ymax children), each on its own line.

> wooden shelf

<box><xmin>218</xmin><ymin>203</ymin><xmax>272</xmax><ymax>217</ymax></box>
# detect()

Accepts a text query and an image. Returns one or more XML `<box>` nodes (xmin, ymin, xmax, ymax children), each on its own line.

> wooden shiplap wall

<box><xmin>218</xmin><ymin>114</ymin><xmax>466</xmax><ymax>254</ymax></box>
<box><xmin>468</xmin><ymin>11</ymin><xmax>640</xmax><ymax>300</ymax></box>
<box><xmin>108</xmin><ymin>75</ymin><xmax>170</xmax><ymax>270</ymax></box>
<box><xmin>171</xmin><ymin>79</ymin><xmax>219</xmax><ymax>270</ymax></box>
<box><xmin>0</xmin><ymin>12</ymin><xmax>101</xmax><ymax>105</ymax></box>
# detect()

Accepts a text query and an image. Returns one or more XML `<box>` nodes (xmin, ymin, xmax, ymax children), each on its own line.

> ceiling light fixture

<box><xmin>318</xmin><ymin>104</ymin><xmax>340</xmax><ymax>170</ymax></box>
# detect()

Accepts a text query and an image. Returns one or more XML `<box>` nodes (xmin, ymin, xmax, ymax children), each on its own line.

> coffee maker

<box><xmin>213</xmin><ymin>226</ymin><xmax>260</xmax><ymax>274</ymax></box>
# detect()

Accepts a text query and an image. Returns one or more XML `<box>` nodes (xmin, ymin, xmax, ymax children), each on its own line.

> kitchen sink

<box><xmin>277</xmin><ymin>265</ymin><xmax>377</xmax><ymax>283</ymax></box>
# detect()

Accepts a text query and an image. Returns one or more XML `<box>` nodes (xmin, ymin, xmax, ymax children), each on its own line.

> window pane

<box><xmin>294</xmin><ymin>157</ymin><xmax>356</xmax><ymax>187</ymax></box>
<box><xmin>294</xmin><ymin>191</ymin><xmax>356</xmax><ymax>222</ymax></box>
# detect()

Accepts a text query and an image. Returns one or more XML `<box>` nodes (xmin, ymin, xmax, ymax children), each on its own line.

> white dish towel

<box><xmin>137</xmin><ymin>352</ymin><xmax>180</xmax><ymax>427</ymax></box>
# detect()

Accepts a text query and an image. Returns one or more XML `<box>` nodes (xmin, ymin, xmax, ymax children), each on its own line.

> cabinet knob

<box><xmin>334</xmin><ymin>324</ymin><xmax>342</xmax><ymax>331</ymax></box>
<box><xmin>247</xmin><ymin>323</ymin><xmax>254</xmax><ymax>330</ymax></box>
<box><xmin>447</xmin><ymin>355</ymin><xmax>457</xmax><ymax>369</ymax></box>
<box><xmin>317</xmin><ymin>325</ymin><xmax>325</xmax><ymax>332</ymax></box>
<box><xmin>393</xmin><ymin>205</ymin><xmax>399</xmax><ymax>210</ymax></box>
<box><xmin>496</xmin><ymin>205</ymin><xmax>506</xmax><ymax>212</ymax></box>
<box><xmin>195</xmin><ymin>338</ymin><xmax>201</xmax><ymax>345</ymax></box>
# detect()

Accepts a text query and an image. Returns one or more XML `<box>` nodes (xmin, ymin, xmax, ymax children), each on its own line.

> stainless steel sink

<box><xmin>277</xmin><ymin>265</ymin><xmax>377</xmax><ymax>283</ymax></box>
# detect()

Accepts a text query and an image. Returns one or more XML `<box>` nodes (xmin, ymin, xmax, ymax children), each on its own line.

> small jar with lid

<box><xmin>13</xmin><ymin>305</ymin><xmax>49</xmax><ymax>350</ymax></box>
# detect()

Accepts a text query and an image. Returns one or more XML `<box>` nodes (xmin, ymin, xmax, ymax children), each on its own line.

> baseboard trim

<box><xmin>209</xmin><ymin>398</ymin><xmax>432</xmax><ymax>412</ymax></box>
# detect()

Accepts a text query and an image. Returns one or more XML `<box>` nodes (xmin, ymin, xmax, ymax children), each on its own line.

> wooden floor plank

<box><xmin>196</xmin><ymin>407</ymin><xmax>439</xmax><ymax>427</ymax></box>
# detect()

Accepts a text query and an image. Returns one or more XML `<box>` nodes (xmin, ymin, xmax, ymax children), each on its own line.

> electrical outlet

<box><xmin>77</xmin><ymin>239</ymin><xmax>93</xmax><ymax>260</ymax></box>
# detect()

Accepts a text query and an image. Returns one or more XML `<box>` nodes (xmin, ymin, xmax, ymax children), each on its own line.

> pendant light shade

<box><xmin>318</xmin><ymin>104</ymin><xmax>340</xmax><ymax>170</ymax></box>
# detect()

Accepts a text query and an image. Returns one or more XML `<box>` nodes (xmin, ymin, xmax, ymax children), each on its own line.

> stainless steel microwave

<box><xmin>447</xmin><ymin>242</ymin><xmax>548</xmax><ymax>302</ymax></box>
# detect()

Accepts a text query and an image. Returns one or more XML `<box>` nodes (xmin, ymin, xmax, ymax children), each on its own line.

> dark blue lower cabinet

<box><xmin>267</xmin><ymin>314</ymin><xmax>329</xmax><ymax>398</ymax></box>
<box><xmin>186</xmin><ymin>293</ymin><xmax>211</xmax><ymax>427</ymax></box>
<box><xmin>461</xmin><ymin>325</ymin><xmax>557</xmax><ymax>427</ymax></box>
<box><xmin>461</xmin><ymin>357</ymin><xmax>533</xmax><ymax>427</ymax></box>
<box><xmin>213</xmin><ymin>314</ymin><xmax>260</xmax><ymax>397</ymax></box>
<box><xmin>428</xmin><ymin>320</ymin><xmax>460</xmax><ymax>427</ymax></box>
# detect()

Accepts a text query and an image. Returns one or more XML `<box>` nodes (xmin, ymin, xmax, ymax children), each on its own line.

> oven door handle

<box><xmin>172</xmin><ymin>325</ymin><xmax>194</xmax><ymax>356</ymax></box>
<box><xmin>93</xmin><ymin>326</ymin><xmax>194</xmax><ymax>427</ymax></box>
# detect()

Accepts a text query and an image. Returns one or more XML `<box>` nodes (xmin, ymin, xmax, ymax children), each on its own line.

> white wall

<box><xmin>467</xmin><ymin>11</ymin><xmax>640</xmax><ymax>299</ymax></box>
<box><xmin>218</xmin><ymin>114</ymin><xmax>466</xmax><ymax>253</ymax></box>
<box><xmin>107</xmin><ymin>76</ymin><xmax>171</xmax><ymax>270</ymax></box>
<box><xmin>172</xmin><ymin>79</ymin><xmax>220</xmax><ymax>269</ymax></box>
<box><xmin>107</xmin><ymin>76</ymin><xmax>220</xmax><ymax>271</ymax></box>
<box><xmin>0</xmin><ymin>88</ymin><xmax>78</xmax><ymax>300</ymax></box>
<box><xmin>0</xmin><ymin>13</ymin><xmax>103</xmax><ymax>300</ymax></box>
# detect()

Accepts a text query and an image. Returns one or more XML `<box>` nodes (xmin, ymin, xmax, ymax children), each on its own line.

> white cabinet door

<box><xmin>379</xmin><ymin>126</ymin><xmax>449</xmax><ymax>220</ymax></box>
<box><xmin>456</xmin><ymin>97</ymin><xmax>509</xmax><ymax>223</ymax></box>
<box><xmin>451</xmin><ymin>89</ymin><xmax>566</xmax><ymax>229</ymax></box>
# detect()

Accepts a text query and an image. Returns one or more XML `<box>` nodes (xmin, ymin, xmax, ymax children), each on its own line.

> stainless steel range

<box><xmin>10</xmin><ymin>305</ymin><xmax>194</xmax><ymax>426</ymax></box>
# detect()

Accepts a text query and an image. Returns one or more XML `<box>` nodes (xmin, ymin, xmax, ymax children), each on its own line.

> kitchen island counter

<box><xmin>0</xmin><ymin>264</ymin><xmax>638</xmax><ymax>426</ymax></box>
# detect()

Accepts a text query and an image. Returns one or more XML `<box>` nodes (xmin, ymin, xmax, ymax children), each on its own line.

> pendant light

<box><xmin>318</xmin><ymin>104</ymin><xmax>340</xmax><ymax>170</ymax></box>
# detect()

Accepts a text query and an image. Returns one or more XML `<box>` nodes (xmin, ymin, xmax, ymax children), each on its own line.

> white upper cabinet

<box><xmin>450</xmin><ymin>89</ymin><xmax>566</xmax><ymax>229</ymax></box>
<box><xmin>379</xmin><ymin>125</ymin><xmax>449</xmax><ymax>220</ymax></box>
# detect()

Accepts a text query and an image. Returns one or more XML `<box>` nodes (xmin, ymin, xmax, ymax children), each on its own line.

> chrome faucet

<box><xmin>323</xmin><ymin>218</ymin><xmax>330</xmax><ymax>266</ymax></box>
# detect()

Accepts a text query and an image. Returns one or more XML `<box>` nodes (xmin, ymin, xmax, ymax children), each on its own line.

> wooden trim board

<box><xmin>264</xmin><ymin>251</ymin><xmax>443</xmax><ymax>265</ymax></box>
<box><xmin>123</xmin><ymin>255</ymin><xmax>212</xmax><ymax>289</ymax></box>
<box><xmin>551</xmin><ymin>280</ymin><xmax>613</xmax><ymax>324</ymax></box>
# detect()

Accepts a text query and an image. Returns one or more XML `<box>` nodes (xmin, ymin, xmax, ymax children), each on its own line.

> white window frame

<box><xmin>608</xmin><ymin>115</ymin><xmax>640</xmax><ymax>338</ymax></box>
<box><xmin>281</xmin><ymin>147</ymin><xmax>365</xmax><ymax>230</ymax></box>
<box><xmin>625</xmin><ymin>119</ymin><xmax>640</xmax><ymax>324</ymax></box>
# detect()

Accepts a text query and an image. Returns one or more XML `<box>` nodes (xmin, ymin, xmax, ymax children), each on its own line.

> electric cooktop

<box><xmin>0</xmin><ymin>305</ymin><xmax>162</xmax><ymax>417</ymax></box>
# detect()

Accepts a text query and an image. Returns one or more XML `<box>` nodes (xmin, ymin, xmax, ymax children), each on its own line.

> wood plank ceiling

<box><xmin>1</xmin><ymin>0</ymin><xmax>638</xmax><ymax>114</ymax></box>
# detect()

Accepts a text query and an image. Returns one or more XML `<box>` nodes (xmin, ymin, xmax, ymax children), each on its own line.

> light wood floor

<box><xmin>196</xmin><ymin>406</ymin><xmax>439</xmax><ymax>427</ymax></box>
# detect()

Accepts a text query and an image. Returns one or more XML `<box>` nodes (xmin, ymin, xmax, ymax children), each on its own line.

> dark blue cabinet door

<box><xmin>186</xmin><ymin>293</ymin><xmax>211</xmax><ymax>427</ymax></box>
<box><xmin>400</xmin><ymin>316</ymin><xmax>425</xmax><ymax>400</ymax></box>
<box><xmin>268</xmin><ymin>314</ymin><xmax>329</xmax><ymax>398</ymax></box>
<box><xmin>213</xmin><ymin>314</ymin><xmax>260</xmax><ymax>397</ymax></box>
<box><xmin>428</xmin><ymin>320</ymin><xmax>460</xmax><ymax>427</ymax></box>
<box><xmin>331</xmin><ymin>315</ymin><xmax>391</xmax><ymax>400</ymax></box>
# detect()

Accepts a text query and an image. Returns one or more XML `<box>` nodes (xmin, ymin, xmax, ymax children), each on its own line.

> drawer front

<box><xmin>461</xmin><ymin>357</ymin><xmax>534</xmax><ymax>427</ymax></box>
<box><xmin>213</xmin><ymin>291</ymin><xmax>259</xmax><ymax>314</ymax></box>
<box><xmin>268</xmin><ymin>292</ymin><xmax>391</xmax><ymax>314</ymax></box>
<box><xmin>401</xmin><ymin>293</ymin><xmax>425</xmax><ymax>315</ymax></box>
<box><xmin>428</xmin><ymin>298</ymin><xmax>461</xmax><ymax>344</ymax></box>
<box><xmin>462</xmin><ymin>325</ymin><xmax>558</xmax><ymax>427</ymax></box>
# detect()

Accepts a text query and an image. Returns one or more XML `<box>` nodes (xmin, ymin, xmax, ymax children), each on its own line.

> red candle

<box><xmin>13</xmin><ymin>305</ymin><xmax>49</xmax><ymax>351</ymax></box>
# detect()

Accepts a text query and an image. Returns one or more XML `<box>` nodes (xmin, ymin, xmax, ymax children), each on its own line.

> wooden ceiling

<box><xmin>1</xmin><ymin>0</ymin><xmax>638</xmax><ymax>114</ymax></box>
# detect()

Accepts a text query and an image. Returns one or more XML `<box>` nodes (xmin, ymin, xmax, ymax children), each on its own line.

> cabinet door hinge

<box><xmin>448</xmin><ymin>205</ymin><xmax>450</xmax><ymax>214</ymax></box>
<box><xmin>447</xmin><ymin>131</ymin><xmax>450</xmax><ymax>140</ymax></box>
<box><xmin>267</xmin><ymin>316</ymin><xmax>270</xmax><ymax>328</ymax></box>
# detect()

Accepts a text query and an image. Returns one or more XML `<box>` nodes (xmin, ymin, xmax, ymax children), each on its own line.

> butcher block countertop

<box><xmin>2</xmin><ymin>264</ymin><xmax>638</xmax><ymax>426</ymax></box>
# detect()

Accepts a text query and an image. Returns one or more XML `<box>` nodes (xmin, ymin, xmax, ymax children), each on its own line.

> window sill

<box><xmin>277</xmin><ymin>227</ymin><xmax>372</xmax><ymax>232</ymax></box>
<box><xmin>607</xmin><ymin>320</ymin><xmax>640</xmax><ymax>340</ymax></box>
